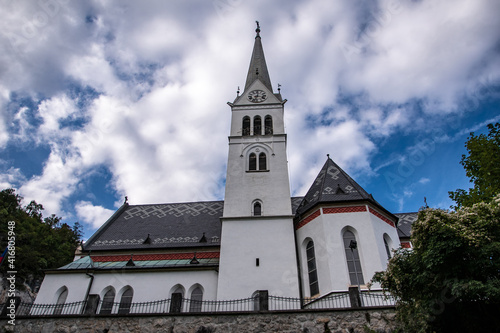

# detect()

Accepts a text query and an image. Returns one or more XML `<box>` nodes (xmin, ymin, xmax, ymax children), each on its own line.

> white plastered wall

<box><xmin>88</xmin><ymin>269</ymin><xmax>218</xmax><ymax>303</ymax></box>
<box><xmin>35</xmin><ymin>273</ymin><xmax>90</xmax><ymax>304</ymax></box>
<box><xmin>217</xmin><ymin>217</ymin><xmax>300</xmax><ymax>300</ymax></box>
<box><xmin>35</xmin><ymin>269</ymin><xmax>219</xmax><ymax>307</ymax></box>
<box><xmin>295</xmin><ymin>205</ymin><xmax>400</xmax><ymax>296</ymax></box>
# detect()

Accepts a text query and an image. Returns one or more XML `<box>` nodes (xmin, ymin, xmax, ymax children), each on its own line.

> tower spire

<box><xmin>244</xmin><ymin>22</ymin><xmax>273</xmax><ymax>92</ymax></box>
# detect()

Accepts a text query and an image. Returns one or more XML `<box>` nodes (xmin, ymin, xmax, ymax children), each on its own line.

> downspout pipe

<box><xmin>82</xmin><ymin>270</ymin><xmax>95</xmax><ymax>314</ymax></box>
<box><xmin>292</xmin><ymin>220</ymin><xmax>304</xmax><ymax>307</ymax></box>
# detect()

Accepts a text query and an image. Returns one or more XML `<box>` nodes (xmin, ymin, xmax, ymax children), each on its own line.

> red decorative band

<box><xmin>368</xmin><ymin>207</ymin><xmax>396</xmax><ymax>228</ymax></box>
<box><xmin>91</xmin><ymin>252</ymin><xmax>220</xmax><ymax>262</ymax></box>
<box><xmin>401</xmin><ymin>241</ymin><xmax>412</xmax><ymax>249</ymax></box>
<box><xmin>322</xmin><ymin>206</ymin><xmax>366</xmax><ymax>214</ymax></box>
<box><xmin>295</xmin><ymin>209</ymin><xmax>321</xmax><ymax>230</ymax></box>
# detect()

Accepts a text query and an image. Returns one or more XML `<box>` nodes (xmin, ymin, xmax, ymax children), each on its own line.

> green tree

<box><xmin>372</xmin><ymin>196</ymin><xmax>500</xmax><ymax>332</ymax></box>
<box><xmin>449</xmin><ymin>122</ymin><xmax>500</xmax><ymax>208</ymax></box>
<box><xmin>0</xmin><ymin>188</ymin><xmax>82</xmax><ymax>288</ymax></box>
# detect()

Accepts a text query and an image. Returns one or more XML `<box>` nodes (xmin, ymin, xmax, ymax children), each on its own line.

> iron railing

<box><xmin>360</xmin><ymin>291</ymin><xmax>396</xmax><ymax>307</ymax></box>
<box><xmin>303</xmin><ymin>291</ymin><xmax>352</xmax><ymax>309</ymax></box>
<box><xmin>2</xmin><ymin>290</ymin><xmax>395</xmax><ymax>318</ymax></box>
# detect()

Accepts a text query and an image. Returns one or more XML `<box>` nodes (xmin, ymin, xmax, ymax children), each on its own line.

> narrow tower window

<box><xmin>258</xmin><ymin>153</ymin><xmax>267</xmax><ymax>170</ymax></box>
<box><xmin>383</xmin><ymin>235</ymin><xmax>392</xmax><ymax>259</ymax></box>
<box><xmin>253</xmin><ymin>116</ymin><xmax>262</xmax><ymax>135</ymax></box>
<box><xmin>249</xmin><ymin>153</ymin><xmax>257</xmax><ymax>171</ymax></box>
<box><xmin>343</xmin><ymin>230</ymin><xmax>364</xmax><ymax>286</ymax></box>
<box><xmin>306</xmin><ymin>240</ymin><xmax>319</xmax><ymax>296</ymax></box>
<box><xmin>242</xmin><ymin>116</ymin><xmax>251</xmax><ymax>136</ymax></box>
<box><xmin>264</xmin><ymin>116</ymin><xmax>273</xmax><ymax>135</ymax></box>
<box><xmin>253</xmin><ymin>202</ymin><xmax>262</xmax><ymax>216</ymax></box>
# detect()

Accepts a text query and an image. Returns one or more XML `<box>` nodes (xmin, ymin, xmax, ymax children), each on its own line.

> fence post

<box><xmin>258</xmin><ymin>290</ymin><xmax>269</xmax><ymax>311</ymax></box>
<box><xmin>348</xmin><ymin>287</ymin><xmax>361</xmax><ymax>308</ymax></box>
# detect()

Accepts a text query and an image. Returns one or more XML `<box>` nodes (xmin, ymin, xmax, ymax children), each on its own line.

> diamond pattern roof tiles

<box><xmin>295</xmin><ymin>157</ymin><xmax>398</xmax><ymax>227</ymax></box>
<box><xmin>83</xmin><ymin>201</ymin><xmax>224</xmax><ymax>251</ymax></box>
<box><xmin>394</xmin><ymin>212</ymin><xmax>418</xmax><ymax>237</ymax></box>
<box><xmin>295</xmin><ymin>157</ymin><xmax>374</xmax><ymax>216</ymax></box>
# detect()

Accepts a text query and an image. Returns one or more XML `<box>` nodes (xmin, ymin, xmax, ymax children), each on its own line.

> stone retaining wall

<box><xmin>1</xmin><ymin>308</ymin><xmax>397</xmax><ymax>333</ymax></box>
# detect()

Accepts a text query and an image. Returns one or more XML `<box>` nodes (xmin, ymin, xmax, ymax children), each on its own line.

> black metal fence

<box><xmin>1</xmin><ymin>290</ymin><xmax>395</xmax><ymax>318</ymax></box>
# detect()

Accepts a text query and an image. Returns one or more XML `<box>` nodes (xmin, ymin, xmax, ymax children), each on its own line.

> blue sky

<box><xmin>1</xmin><ymin>0</ymin><xmax>499</xmax><ymax>240</ymax></box>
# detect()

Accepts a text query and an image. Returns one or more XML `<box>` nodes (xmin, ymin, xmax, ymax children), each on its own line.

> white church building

<box><xmin>34</xmin><ymin>24</ymin><xmax>416</xmax><ymax>313</ymax></box>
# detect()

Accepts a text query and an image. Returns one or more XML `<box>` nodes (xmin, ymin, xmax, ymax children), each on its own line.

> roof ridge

<box><xmin>317</xmin><ymin>158</ymin><xmax>331</xmax><ymax>203</ymax></box>
<box><xmin>329</xmin><ymin>158</ymin><xmax>371</xmax><ymax>199</ymax></box>
<box><xmin>295</xmin><ymin>156</ymin><xmax>384</xmax><ymax>217</ymax></box>
<box><xmin>83</xmin><ymin>202</ymin><xmax>129</xmax><ymax>250</ymax></box>
<box><xmin>127</xmin><ymin>200</ymin><xmax>224</xmax><ymax>207</ymax></box>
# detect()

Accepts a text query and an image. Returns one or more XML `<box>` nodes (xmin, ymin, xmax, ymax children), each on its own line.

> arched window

<box><xmin>306</xmin><ymin>240</ymin><xmax>319</xmax><ymax>296</ymax></box>
<box><xmin>249</xmin><ymin>153</ymin><xmax>257</xmax><ymax>171</ymax></box>
<box><xmin>253</xmin><ymin>116</ymin><xmax>262</xmax><ymax>135</ymax></box>
<box><xmin>253</xmin><ymin>202</ymin><xmax>262</xmax><ymax>216</ymax></box>
<box><xmin>383</xmin><ymin>234</ymin><xmax>392</xmax><ymax>260</ymax></box>
<box><xmin>53</xmin><ymin>287</ymin><xmax>68</xmax><ymax>315</ymax></box>
<box><xmin>170</xmin><ymin>285</ymin><xmax>184</xmax><ymax>313</ymax></box>
<box><xmin>100</xmin><ymin>288</ymin><xmax>115</xmax><ymax>314</ymax></box>
<box><xmin>258</xmin><ymin>153</ymin><xmax>267</xmax><ymax>171</ymax></box>
<box><xmin>189</xmin><ymin>287</ymin><xmax>203</xmax><ymax>312</ymax></box>
<box><xmin>242</xmin><ymin>116</ymin><xmax>251</xmax><ymax>136</ymax></box>
<box><xmin>118</xmin><ymin>287</ymin><xmax>133</xmax><ymax>314</ymax></box>
<box><xmin>343</xmin><ymin>230</ymin><xmax>364</xmax><ymax>286</ymax></box>
<box><xmin>264</xmin><ymin>116</ymin><xmax>273</xmax><ymax>135</ymax></box>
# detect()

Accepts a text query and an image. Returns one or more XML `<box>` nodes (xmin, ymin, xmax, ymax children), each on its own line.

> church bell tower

<box><xmin>217</xmin><ymin>23</ymin><xmax>300</xmax><ymax>300</ymax></box>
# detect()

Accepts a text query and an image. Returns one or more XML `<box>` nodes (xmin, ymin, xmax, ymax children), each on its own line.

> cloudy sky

<box><xmin>1</xmin><ymin>0</ymin><xmax>499</xmax><ymax>239</ymax></box>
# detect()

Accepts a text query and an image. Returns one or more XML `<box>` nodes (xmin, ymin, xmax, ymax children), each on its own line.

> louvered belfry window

<box><xmin>264</xmin><ymin>115</ymin><xmax>273</xmax><ymax>135</ymax></box>
<box><xmin>242</xmin><ymin>116</ymin><xmax>251</xmax><ymax>136</ymax></box>
<box><xmin>254</xmin><ymin>116</ymin><xmax>262</xmax><ymax>135</ymax></box>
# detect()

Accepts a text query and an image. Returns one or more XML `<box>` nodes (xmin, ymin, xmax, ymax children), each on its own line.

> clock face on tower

<box><xmin>247</xmin><ymin>90</ymin><xmax>267</xmax><ymax>103</ymax></box>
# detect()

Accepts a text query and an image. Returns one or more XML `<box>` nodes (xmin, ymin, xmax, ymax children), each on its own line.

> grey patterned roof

<box><xmin>295</xmin><ymin>157</ymin><xmax>394</xmax><ymax>220</ymax></box>
<box><xmin>394</xmin><ymin>212</ymin><xmax>418</xmax><ymax>238</ymax></box>
<box><xmin>84</xmin><ymin>201</ymin><xmax>224</xmax><ymax>251</ymax></box>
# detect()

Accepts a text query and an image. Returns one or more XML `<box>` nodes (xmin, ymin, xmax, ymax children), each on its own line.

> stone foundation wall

<box><xmin>1</xmin><ymin>308</ymin><xmax>397</xmax><ymax>333</ymax></box>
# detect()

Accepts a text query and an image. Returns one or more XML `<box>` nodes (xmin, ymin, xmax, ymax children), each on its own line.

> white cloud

<box><xmin>0</xmin><ymin>167</ymin><xmax>26</xmax><ymax>190</ymax></box>
<box><xmin>339</xmin><ymin>0</ymin><xmax>500</xmax><ymax>110</ymax></box>
<box><xmin>0</xmin><ymin>0</ymin><xmax>498</xmax><ymax>233</ymax></box>
<box><xmin>37</xmin><ymin>94</ymin><xmax>79</xmax><ymax>141</ymax></box>
<box><xmin>75</xmin><ymin>201</ymin><xmax>115</xmax><ymax>229</ymax></box>
<box><xmin>19</xmin><ymin>152</ymin><xmax>82</xmax><ymax>213</ymax></box>
<box><xmin>419</xmin><ymin>177</ymin><xmax>430</xmax><ymax>185</ymax></box>
<box><xmin>12</xmin><ymin>107</ymin><xmax>34</xmax><ymax>142</ymax></box>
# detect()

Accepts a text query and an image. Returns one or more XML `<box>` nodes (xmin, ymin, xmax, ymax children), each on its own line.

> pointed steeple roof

<box><xmin>244</xmin><ymin>21</ymin><xmax>273</xmax><ymax>93</ymax></box>
<box><xmin>295</xmin><ymin>155</ymin><xmax>379</xmax><ymax>216</ymax></box>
